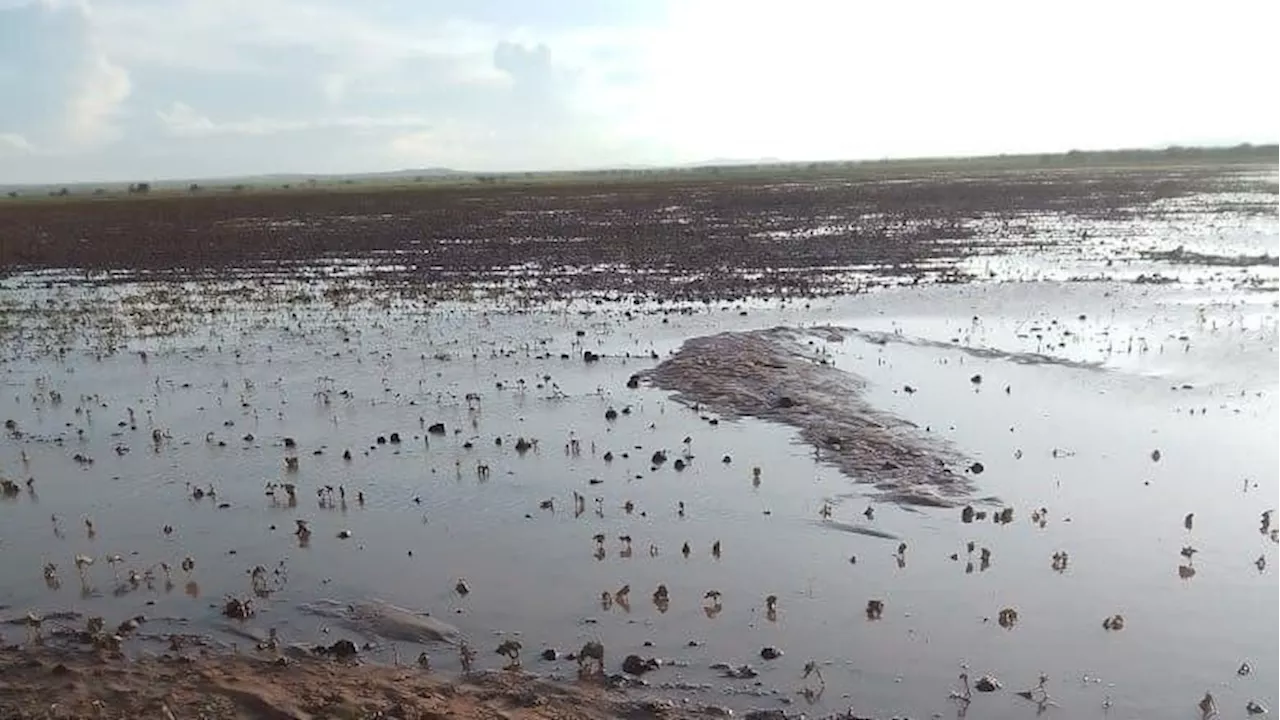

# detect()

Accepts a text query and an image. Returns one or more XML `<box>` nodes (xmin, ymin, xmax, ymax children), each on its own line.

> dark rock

<box><xmin>744</xmin><ymin>711</ymin><xmax>791</xmax><ymax>720</ymax></box>
<box><xmin>968</xmin><ymin>462</ymin><xmax>984</xmax><ymax>474</ymax></box>
<box><xmin>759</xmin><ymin>646</ymin><xmax>783</xmax><ymax>660</ymax></box>
<box><xmin>974</xmin><ymin>675</ymin><xmax>1001</xmax><ymax>692</ymax></box>
<box><xmin>222</xmin><ymin>597</ymin><xmax>252</xmax><ymax>619</ymax></box>
<box><xmin>427</xmin><ymin>422</ymin><xmax>446</xmax><ymax>435</ymax></box>
<box><xmin>622</xmin><ymin>654</ymin><xmax>660</xmax><ymax>675</ymax></box>
<box><xmin>583</xmin><ymin>351</ymin><xmax>600</xmax><ymax>363</ymax></box>
<box><xmin>389</xmin><ymin>432</ymin><xmax>401</xmax><ymax>444</ymax></box>
<box><xmin>673</xmin><ymin>458</ymin><xmax>686</xmax><ymax>471</ymax></box>
<box><xmin>540</xmin><ymin>648</ymin><xmax>558</xmax><ymax>661</ymax></box>
<box><xmin>321</xmin><ymin>639</ymin><xmax>358</xmax><ymax>659</ymax></box>
<box><xmin>606</xmin><ymin>673</ymin><xmax>648</xmax><ymax>689</ymax></box>
<box><xmin>717</xmin><ymin>663</ymin><xmax>758</xmax><ymax>679</ymax></box>
<box><xmin>626</xmin><ymin>374</ymin><xmax>641</xmax><ymax>389</ymax></box>
<box><xmin>651</xmin><ymin>450</ymin><xmax>667</xmax><ymax>465</ymax></box>
<box><xmin>605</xmin><ymin>408</ymin><xmax>618</xmax><ymax>421</ymax></box>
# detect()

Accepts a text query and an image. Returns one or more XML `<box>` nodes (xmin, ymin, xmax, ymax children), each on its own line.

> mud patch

<box><xmin>852</xmin><ymin>330</ymin><xmax>1105</xmax><ymax>370</ymax></box>
<box><xmin>1139</xmin><ymin>246</ymin><xmax>1280</xmax><ymax>267</ymax></box>
<box><xmin>297</xmin><ymin>598</ymin><xmax>463</xmax><ymax>645</ymax></box>
<box><xmin>640</xmin><ymin>327</ymin><xmax>978</xmax><ymax>507</ymax></box>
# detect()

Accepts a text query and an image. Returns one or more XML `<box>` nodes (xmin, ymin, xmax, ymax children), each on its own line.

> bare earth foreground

<box><xmin>0</xmin><ymin>645</ymin><xmax>716</xmax><ymax>720</ymax></box>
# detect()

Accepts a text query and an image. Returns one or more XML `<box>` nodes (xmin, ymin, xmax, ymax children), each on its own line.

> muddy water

<box><xmin>3</xmin><ymin>171</ymin><xmax>1279</xmax><ymax>719</ymax></box>
<box><xmin>1</xmin><ymin>275</ymin><xmax>1275</xmax><ymax>720</ymax></box>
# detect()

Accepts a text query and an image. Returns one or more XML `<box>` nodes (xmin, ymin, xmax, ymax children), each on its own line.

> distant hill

<box><xmin>1</xmin><ymin>144</ymin><xmax>1274</xmax><ymax>196</ymax></box>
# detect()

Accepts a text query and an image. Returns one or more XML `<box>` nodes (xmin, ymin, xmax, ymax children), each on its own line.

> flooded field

<box><xmin>1</xmin><ymin>162</ymin><xmax>1277</xmax><ymax>719</ymax></box>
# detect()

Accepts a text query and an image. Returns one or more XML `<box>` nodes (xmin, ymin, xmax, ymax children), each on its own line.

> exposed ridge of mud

<box><xmin>640</xmin><ymin>327</ymin><xmax>979</xmax><ymax>507</ymax></box>
<box><xmin>810</xmin><ymin>519</ymin><xmax>902</xmax><ymax>540</ymax></box>
<box><xmin>851</xmin><ymin>329</ymin><xmax>1106</xmax><ymax>370</ymax></box>
<box><xmin>1139</xmin><ymin>246</ymin><xmax>1280</xmax><ymax>267</ymax></box>
<box><xmin>297</xmin><ymin>598</ymin><xmax>463</xmax><ymax>645</ymax></box>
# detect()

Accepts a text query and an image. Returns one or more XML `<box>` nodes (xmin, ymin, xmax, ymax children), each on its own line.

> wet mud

<box><xmin>2</xmin><ymin>163</ymin><xmax>1273</xmax><ymax>301</ymax></box>
<box><xmin>640</xmin><ymin>327</ymin><xmax>976</xmax><ymax>506</ymax></box>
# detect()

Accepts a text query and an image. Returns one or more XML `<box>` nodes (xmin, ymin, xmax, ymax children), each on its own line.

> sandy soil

<box><xmin>0</xmin><ymin>644</ymin><xmax>722</xmax><ymax>720</ymax></box>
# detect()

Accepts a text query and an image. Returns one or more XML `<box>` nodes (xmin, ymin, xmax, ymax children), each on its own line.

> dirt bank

<box><xmin>639</xmin><ymin>326</ymin><xmax>976</xmax><ymax>507</ymax></box>
<box><xmin>0</xmin><ymin>644</ymin><xmax>720</xmax><ymax>720</ymax></box>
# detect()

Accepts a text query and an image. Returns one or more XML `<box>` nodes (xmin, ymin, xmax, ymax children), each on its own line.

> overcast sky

<box><xmin>1</xmin><ymin>0</ymin><xmax>1276</xmax><ymax>184</ymax></box>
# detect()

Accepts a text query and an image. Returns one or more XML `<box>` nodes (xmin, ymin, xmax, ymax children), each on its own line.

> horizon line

<box><xmin>3</xmin><ymin>141</ymin><xmax>1275</xmax><ymax>189</ymax></box>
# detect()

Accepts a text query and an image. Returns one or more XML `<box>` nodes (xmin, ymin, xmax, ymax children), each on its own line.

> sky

<box><xmin>0</xmin><ymin>0</ymin><xmax>1276</xmax><ymax>184</ymax></box>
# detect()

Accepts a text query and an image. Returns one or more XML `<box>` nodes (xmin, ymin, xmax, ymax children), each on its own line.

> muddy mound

<box><xmin>640</xmin><ymin>327</ymin><xmax>977</xmax><ymax>507</ymax></box>
<box><xmin>298</xmin><ymin>598</ymin><xmax>462</xmax><ymax>645</ymax></box>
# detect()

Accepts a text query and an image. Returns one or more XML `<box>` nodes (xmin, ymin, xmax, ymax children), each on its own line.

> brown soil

<box><xmin>640</xmin><ymin>326</ymin><xmax>974</xmax><ymax>507</ymax></box>
<box><xmin>0</xmin><ymin>645</ymin><xmax>703</xmax><ymax>720</ymax></box>
<box><xmin>0</xmin><ymin>166</ymin><xmax>1264</xmax><ymax>301</ymax></box>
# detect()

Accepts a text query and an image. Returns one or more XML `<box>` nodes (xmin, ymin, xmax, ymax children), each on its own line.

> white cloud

<box><xmin>319</xmin><ymin>73</ymin><xmax>348</xmax><ymax>104</ymax></box>
<box><xmin>0</xmin><ymin>131</ymin><xmax>35</xmax><ymax>154</ymax></box>
<box><xmin>2</xmin><ymin>0</ymin><xmax>1275</xmax><ymax>183</ymax></box>
<box><xmin>621</xmin><ymin>0</ymin><xmax>1279</xmax><ymax>162</ymax></box>
<box><xmin>387</xmin><ymin>128</ymin><xmax>476</xmax><ymax>166</ymax></box>
<box><xmin>63</xmin><ymin>48</ymin><xmax>131</xmax><ymax>147</ymax></box>
<box><xmin>91</xmin><ymin>0</ymin><xmax>507</xmax><ymax>83</ymax></box>
<box><xmin>157</xmin><ymin>101</ymin><xmax>433</xmax><ymax>137</ymax></box>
